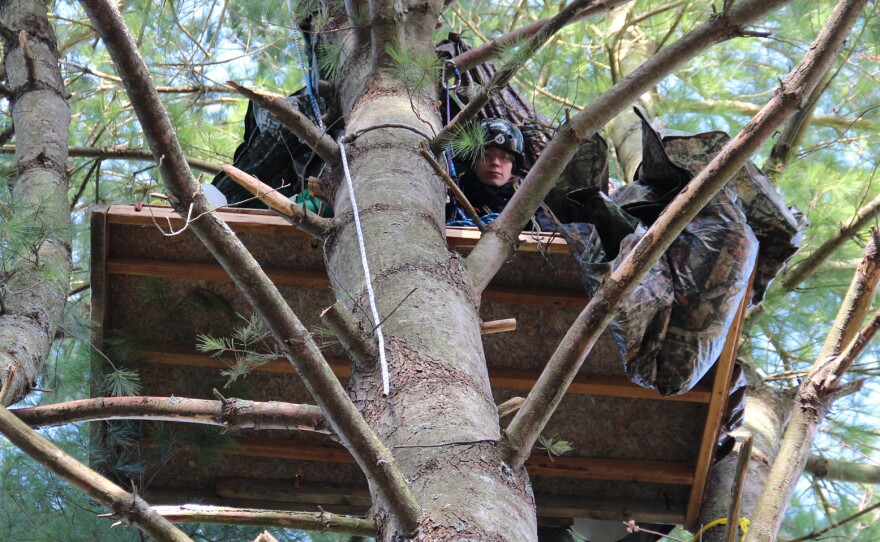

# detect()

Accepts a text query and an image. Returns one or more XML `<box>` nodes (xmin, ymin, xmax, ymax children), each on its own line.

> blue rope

<box><xmin>286</xmin><ymin>0</ymin><xmax>325</xmax><ymax>132</ymax></box>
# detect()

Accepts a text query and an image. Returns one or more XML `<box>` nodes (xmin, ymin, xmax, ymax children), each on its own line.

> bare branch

<box><xmin>465</xmin><ymin>0</ymin><xmax>798</xmax><ymax>293</ymax></box>
<box><xmin>501</xmin><ymin>0</ymin><xmax>864</xmax><ymax>469</ymax></box>
<box><xmin>0</xmin><ymin>404</ymin><xmax>193</xmax><ymax>541</ymax></box>
<box><xmin>79</xmin><ymin>0</ymin><xmax>422</xmax><ymax>532</ymax></box>
<box><xmin>226</xmin><ymin>81</ymin><xmax>340</xmax><ymax>167</ymax></box>
<box><xmin>431</xmin><ymin>0</ymin><xmax>597</xmax><ymax>151</ymax></box>
<box><xmin>11</xmin><ymin>396</ymin><xmax>330</xmax><ymax>433</ymax></box>
<box><xmin>451</xmin><ymin>0</ymin><xmax>634</xmax><ymax>72</ymax></box>
<box><xmin>0</xmin><ymin>144</ymin><xmax>221</xmax><ymax>173</ymax></box>
<box><xmin>787</xmin><ymin>500</ymin><xmax>880</xmax><ymax>542</ymax></box>
<box><xmin>418</xmin><ymin>145</ymin><xmax>485</xmax><ymax>232</ymax></box>
<box><xmin>221</xmin><ymin>165</ymin><xmax>332</xmax><ymax>240</ymax></box>
<box><xmin>321</xmin><ymin>302</ymin><xmax>379</xmax><ymax>369</ymax></box>
<box><xmin>153</xmin><ymin>505</ymin><xmax>377</xmax><ymax>537</ymax></box>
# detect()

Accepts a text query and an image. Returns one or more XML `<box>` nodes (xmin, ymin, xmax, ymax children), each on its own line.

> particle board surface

<box><xmin>91</xmin><ymin>204</ymin><xmax>742</xmax><ymax>527</ymax></box>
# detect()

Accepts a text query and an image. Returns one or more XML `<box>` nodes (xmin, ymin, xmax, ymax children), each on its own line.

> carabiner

<box><xmin>441</xmin><ymin>60</ymin><xmax>461</xmax><ymax>91</ymax></box>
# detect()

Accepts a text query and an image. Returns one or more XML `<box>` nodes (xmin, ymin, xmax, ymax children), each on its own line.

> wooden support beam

<box><xmin>106</xmin><ymin>257</ymin><xmax>588</xmax><ymax>309</ymax></box>
<box><xmin>140</xmin><ymin>350</ymin><xmax>712</xmax><ymax>403</ymax></box>
<box><xmin>684</xmin><ymin>274</ymin><xmax>755</xmax><ymax>530</ymax></box>
<box><xmin>103</xmin><ymin>204</ymin><xmax>569</xmax><ymax>253</ymax></box>
<box><xmin>145</xmin><ymin>486</ymin><xmax>685</xmax><ymax>525</ymax></box>
<box><xmin>221</xmin><ymin>439</ymin><xmax>695</xmax><ymax>486</ymax></box>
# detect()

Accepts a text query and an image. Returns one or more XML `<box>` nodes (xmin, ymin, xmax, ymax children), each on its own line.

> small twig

<box><xmin>481</xmin><ymin>319</ymin><xmax>517</xmax><ymax>335</ymax></box>
<box><xmin>18</xmin><ymin>30</ymin><xmax>36</xmax><ymax>83</ymax></box>
<box><xmin>787</xmin><ymin>500</ymin><xmax>880</xmax><ymax>542</ymax></box>
<box><xmin>320</xmin><ymin>302</ymin><xmax>379</xmax><ymax>368</ymax></box>
<box><xmin>497</xmin><ymin>396</ymin><xmax>525</xmax><ymax>417</ymax></box>
<box><xmin>725</xmin><ymin>436</ymin><xmax>752</xmax><ymax>542</ymax></box>
<box><xmin>373</xmin><ymin>288</ymin><xmax>418</xmax><ymax>331</ymax></box>
<box><xmin>342</xmin><ymin>123</ymin><xmax>433</xmax><ymax>144</ymax></box>
<box><xmin>418</xmin><ymin>145</ymin><xmax>485</xmax><ymax>232</ymax></box>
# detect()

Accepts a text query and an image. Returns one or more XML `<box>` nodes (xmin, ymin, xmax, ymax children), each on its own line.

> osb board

<box><xmin>93</xmin><ymin>205</ymin><xmax>727</xmax><ymax>525</ymax></box>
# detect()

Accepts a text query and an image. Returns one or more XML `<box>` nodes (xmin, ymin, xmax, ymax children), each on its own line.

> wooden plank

<box><xmin>141</xmin><ymin>350</ymin><xmax>711</xmax><ymax>403</ymax></box>
<box><xmin>683</xmin><ymin>273</ymin><xmax>755</xmax><ymax>531</ymax></box>
<box><xmin>106</xmin><ymin>258</ymin><xmax>332</xmax><ymax>290</ymax></box>
<box><xmin>106</xmin><ymin>257</ymin><xmax>587</xmax><ymax>308</ymax></box>
<box><xmin>224</xmin><ymin>439</ymin><xmax>694</xmax><ymax>486</ymax></box>
<box><xmin>104</xmin><ymin>204</ymin><xmax>570</xmax><ymax>253</ymax></box>
<box><xmin>146</xmin><ymin>486</ymin><xmax>684</xmax><ymax>524</ymax></box>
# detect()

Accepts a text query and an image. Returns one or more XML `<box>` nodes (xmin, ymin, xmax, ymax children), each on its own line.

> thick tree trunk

<box><xmin>327</xmin><ymin>55</ymin><xmax>536</xmax><ymax>540</ymax></box>
<box><xmin>0</xmin><ymin>0</ymin><xmax>71</xmax><ymax>405</ymax></box>
<box><xmin>698</xmin><ymin>369</ymin><xmax>795</xmax><ymax>542</ymax></box>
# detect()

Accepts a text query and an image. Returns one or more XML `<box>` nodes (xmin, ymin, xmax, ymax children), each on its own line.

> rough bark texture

<box><xmin>329</xmin><ymin>44</ymin><xmax>537</xmax><ymax>542</ymax></box>
<box><xmin>0</xmin><ymin>0</ymin><xmax>71</xmax><ymax>405</ymax></box>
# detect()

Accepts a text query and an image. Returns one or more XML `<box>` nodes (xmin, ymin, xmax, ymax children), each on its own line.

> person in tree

<box><xmin>448</xmin><ymin>118</ymin><xmax>526</xmax><ymax>224</ymax></box>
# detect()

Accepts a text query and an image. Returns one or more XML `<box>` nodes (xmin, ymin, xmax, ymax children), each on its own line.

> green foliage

<box><xmin>537</xmin><ymin>436</ymin><xmax>573</xmax><ymax>459</ymax></box>
<box><xmin>197</xmin><ymin>313</ymin><xmax>279</xmax><ymax>386</ymax></box>
<box><xmin>102</xmin><ymin>367</ymin><xmax>142</xmax><ymax>397</ymax></box>
<box><xmin>450</xmin><ymin>121</ymin><xmax>488</xmax><ymax>164</ymax></box>
<box><xmin>387</xmin><ymin>42</ymin><xmax>443</xmax><ymax>95</ymax></box>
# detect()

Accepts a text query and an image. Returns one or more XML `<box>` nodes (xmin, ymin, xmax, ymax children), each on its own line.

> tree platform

<box><xmin>90</xmin><ymin>204</ymin><xmax>748</xmax><ymax>530</ymax></box>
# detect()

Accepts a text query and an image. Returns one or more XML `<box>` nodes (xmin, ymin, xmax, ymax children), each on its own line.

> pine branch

<box><xmin>226</xmin><ymin>81</ymin><xmax>340</xmax><ymax>167</ymax></box>
<box><xmin>0</xmin><ymin>404</ymin><xmax>193</xmax><ymax>542</ymax></box>
<box><xmin>11</xmin><ymin>395</ymin><xmax>330</xmax><ymax>433</ymax></box>
<box><xmin>79</xmin><ymin>0</ymin><xmax>422</xmax><ymax>533</ymax></box>
<box><xmin>221</xmin><ymin>165</ymin><xmax>332</xmax><ymax>240</ymax></box>
<box><xmin>153</xmin><ymin>504</ymin><xmax>377</xmax><ymax>537</ymax></box>
<box><xmin>0</xmin><ymin>145</ymin><xmax>221</xmax><ymax>173</ymax></box>
<box><xmin>465</xmin><ymin>0</ymin><xmax>798</xmax><ymax>293</ymax></box>
<box><xmin>786</xmin><ymin>500</ymin><xmax>880</xmax><ymax>542</ymax></box>
<box><xmin>451</xmin><ymin>0</ymin><xmax>632</xmax><ymax>72</ymax></box>
<box><xmin>501</xmin><ymin>0</ymin><xmax>865</xmax><ymax>470</ymax></box>
<box><xmin>431</xmin><ymin>0</ymin><xmax>597</xmax><ymax>152</ymax></box>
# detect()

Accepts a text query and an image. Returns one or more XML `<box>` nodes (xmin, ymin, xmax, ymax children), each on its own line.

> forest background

<box><xmin>1</xmin><ymin>0</ymin><xmax>879</xmax><ymax>540</ymax></box>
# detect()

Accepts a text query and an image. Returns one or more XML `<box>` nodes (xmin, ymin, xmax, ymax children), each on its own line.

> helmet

<box><xmin>481</xmin><ymin>118</ymin><xmax>524</xmax><ymax>166</ymax></box>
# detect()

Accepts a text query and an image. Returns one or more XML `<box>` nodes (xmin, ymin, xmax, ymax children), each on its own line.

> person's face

<box><xmin>474</xmin><ymin>146</ymin><xmax>515</xmax><ymax>187</ymax></box>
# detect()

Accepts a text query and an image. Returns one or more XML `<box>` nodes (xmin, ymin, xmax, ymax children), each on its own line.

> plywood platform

<box><xmin>90</xmin><ymin>204</ymin><xmax>745</xmax><ymax>530</ymax></box>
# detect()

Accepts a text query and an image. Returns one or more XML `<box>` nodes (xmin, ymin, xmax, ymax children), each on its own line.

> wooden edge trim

<box><xmin>103</xmin><ymin>204</ymin><xmax>569</xmax><ymax>253</ymax></box>
<box><xmin>225</xmin><ymin>439</ymin><xmax>694</xmax><ymax>485</ymax></box>
<box><xmin>140</xmin><ymin>350</ymin><xmax>711</xmax><ymax>403</ymax></box>
<box><xmin>105</xmin><ymin>257</ymin><xmax>589</xmax><ymax>309</ymax></box>
<box><xmin>683</xmin><ymin>270</ymin><xmax>756</xmax><ymax>530</ymax></box>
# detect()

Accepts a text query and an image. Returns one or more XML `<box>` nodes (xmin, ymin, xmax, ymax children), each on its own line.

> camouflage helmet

<box><xmin>481</xmin><ymin>118</ymin><xmax>524</xmax><ymax>166</ymax></box>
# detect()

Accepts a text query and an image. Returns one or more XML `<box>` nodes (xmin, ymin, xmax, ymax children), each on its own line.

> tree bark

<box><xmin>0</xmin><ymin>0</ymin><xmax>71</xmax><ymax>405</ymax></box>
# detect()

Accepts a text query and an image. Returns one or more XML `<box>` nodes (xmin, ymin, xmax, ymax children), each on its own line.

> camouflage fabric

<box><xmin>552</xmin><ymin>110</ymin><xmax>759</xmax><ymax>396</ymax></box>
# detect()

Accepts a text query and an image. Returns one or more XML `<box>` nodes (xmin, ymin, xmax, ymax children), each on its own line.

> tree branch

<box><xmin>418</xmin><ymin>145</ymin><xmax>485</xmax><ymax>232</ymax></box>
<box><xmin>451</xmin><ymin>0</ymin><xmax>633</xmax><ymax>72</ymax></box>
<box><xmin>431</xmin><ymin>0</ymin><xmax>597</xmax><ymax>151</ymax></box>
<box><xmin>0</xmin><ymin>404</ymin><xmax>193</xmax><ymax>542</ymax></box>
<box><xmin>781</xmin><ymin>189</ymin><xmax>880</xmax><ymax>290</ymax></box>
<box><xmin>369</xmin><ymin>0</ymin><xmax>404</xmax><ymax>71</ymax></box>
<box><xmin>465</xmin><ymin>0</ymin><xmax>798</xmax><ymax>293</ymax></box>
<box><xmin>806</xmin><ymin>455</ymin><xmax>880</xmax><ymax>484</ymax></box>
<box><xmin>221</xmin><ymin>165</ymin><xmax>332</xmax><ymax>240</ymax></box>
<box><xmin>226</xmin><ymin>81</ymin><xmax>340</xmax><ymax>167</ymax></box>
<box><xmin>11</xmin><ymin>396</ymin><xmax>329</xmax><ymax>433</ymax></box>
<box><xmin>0</xmin><ymin>144</ymin><xmax>221</xmax><ymax>173</ymax></box>
<box><xmin>501</xmin><ymin>0</ymin><xmax>864</xmax><ymax>469</ymax></box>
<box><xmin>153</xmin><ymin>504</ymin><xmax>377</xmax><ymax>537</ymax></box>
<box><xmin>79</xmin><ymin>0</ymin><xmax>422</xmax><ymax>533</ymax></box>
<box><xmin>786</xmin><ymin>500</ymin><xmax>880</xmax><ymax>542</ymax></box>
<box><xmin>321</xmin><ymin>302</ymin><xmax>379</xmax><ymax>369</ymax></box>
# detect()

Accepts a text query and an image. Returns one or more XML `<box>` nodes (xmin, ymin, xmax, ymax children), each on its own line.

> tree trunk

<box><xmin>698</xmin><ymin>368</ymin><xmax>795</xmax><ymax>542</ymax></box>
<box><xmin>327</xmin><ymin>59</ymin><xmax>537</xmax><ymax>540</ymax></box>
<box><xmin>0</xmin><ymin>0</ymin><xmax>71</xmax><ymax>405</ymax></box>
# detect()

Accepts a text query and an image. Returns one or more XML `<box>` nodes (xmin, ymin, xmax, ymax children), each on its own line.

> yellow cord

<box><xmin>691</xmin><ymin>517</ymin><xmax>750</xmax><ymax>541</ymax></box>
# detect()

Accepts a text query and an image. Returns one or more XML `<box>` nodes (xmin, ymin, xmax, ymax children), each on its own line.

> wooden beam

<box><xmin>140</xmin><ymin>350</ymin><xmax>712</xmax><ymax>403</ymax></box>
<box><xmin>104</xmin><ymin>204</ymin><xmax>569</xmax><ymax>253</ymax></box>
<box><xmin>145</xmin><ymin>486</ymin><xmax>685</xmax><ymax>524</ymax></box>
<box><xmin>684</xmin><ymin>274</ymin><xmax>755</xmax><ymax>530</ymax></box>
<box><xmin>222</xmin><ymin>439</ymin><xmax>694</xmax><ymax>486</ymax></box>
<box><xmin>106</xmin><ymin>257</ymin><xmax>588</xmax><ymax>309</ymax></box>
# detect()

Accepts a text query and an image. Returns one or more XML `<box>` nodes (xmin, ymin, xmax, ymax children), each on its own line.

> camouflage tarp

<box><xmin>552</xmin><ymin>110</ymin><xmax>759</xmax><ymax>396</ymax></box>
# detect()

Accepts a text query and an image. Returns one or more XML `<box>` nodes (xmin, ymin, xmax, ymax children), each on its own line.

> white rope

<box><xmin>338</xmin><ymin>135</ymin><xmax>390</xmax><ymax>395</ymax></box>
